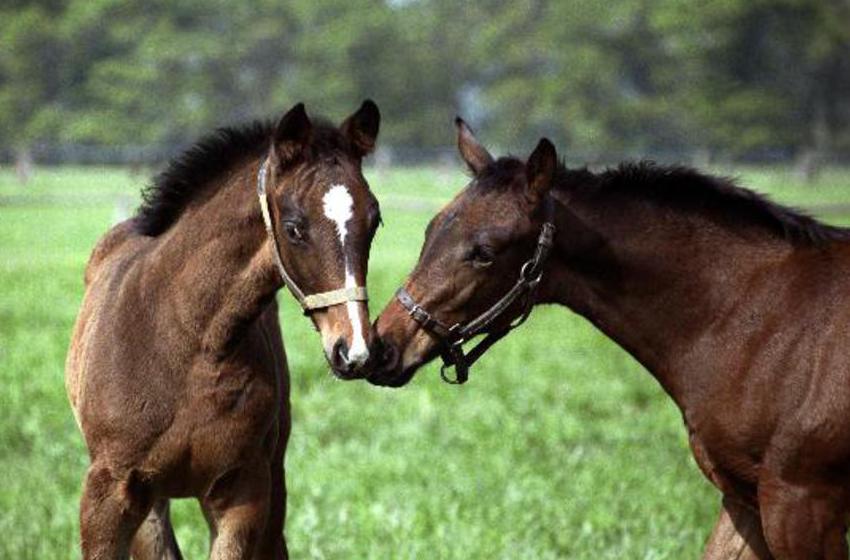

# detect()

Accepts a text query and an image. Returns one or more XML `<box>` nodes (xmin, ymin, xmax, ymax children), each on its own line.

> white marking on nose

<box><xmin>322</xmin><ymin>185</ymin><xmax>369</xmax><ymax>367</ymax></box>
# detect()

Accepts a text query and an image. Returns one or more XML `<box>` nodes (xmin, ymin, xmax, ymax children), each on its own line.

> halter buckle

<box><xmin>408</xmin><ymin>303</ymin><xmax>430</xmax><ymax>325</ymax></box>
<box><xmin>539</xmin><ymin>222</ymin><xmax>556</xmax><ymax>247</ymax></box>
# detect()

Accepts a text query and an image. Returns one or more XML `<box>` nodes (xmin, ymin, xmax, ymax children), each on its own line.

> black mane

<box><xmin>555</xmin><ymin>160</ymin><xmax>850</xmax><ymax>246</ymax></box>
<box><xmin>135</xmin><ymin>118</ymin><xmax>347</xmax><ymax>236</ymax></box>
<box><xmin>135</xmin><ymin>120</ymin><xmax>273</xmax><ymax>236</ymax></box>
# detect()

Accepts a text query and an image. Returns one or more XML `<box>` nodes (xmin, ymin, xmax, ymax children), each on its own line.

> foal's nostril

<box><xmin>365</xmin><ymin>337</ymin><xmax>404</xmax><ymax>386</ymax></box>
<box><xmin>332</xmin><ymin>338</ymin><xmax>350</xmax><ymax>371</ymax></box>
<box><xmin>378</xmin><ymin>337</ymin><xmax>399</xmax><ymax>372</ymax></box>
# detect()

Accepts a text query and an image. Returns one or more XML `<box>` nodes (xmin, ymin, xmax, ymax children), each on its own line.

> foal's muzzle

<box><xmin>312</xmin><ymin>302</ymin><xmax>374</xmax><ymax>381</ymax></box>
<box><xmin>329</xmin><ymin>338</ymin><xmax>367</xmax><ymax>379</ymax></box>
<box><xmin>365</xmin><ymin>336</ymin><xmax>414</xmax><ymax>387</ymax></box>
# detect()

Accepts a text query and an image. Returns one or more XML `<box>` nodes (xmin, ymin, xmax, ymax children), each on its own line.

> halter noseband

<box><xmin>257</xmin><ymin>157</ymin><xmax>368</xmax><ymax>313</ymax></box>
<box><xmin>395</xmin><ymin>198</ymin><xmax>556</xmax><ymax>384</ymax></box>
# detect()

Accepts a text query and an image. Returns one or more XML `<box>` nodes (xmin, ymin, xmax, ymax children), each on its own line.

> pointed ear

<box><xmin>455</xmin><ymin>117</ymin><xmax>493</xmax><ymax>175</ymax></box>
<box><xmin>526</xmin><ymin>138</ymin><xmax>557</xmax><ymax>200</ymax></box>
<box><xmin>341</xmin><ymin>99</ymin><xmax>380</xmax><ymax>157</ymax></box>
<box><xmin>271</xmin><ymin>102</ymin><xmax>311</xmax><ymax>165</ymax></box>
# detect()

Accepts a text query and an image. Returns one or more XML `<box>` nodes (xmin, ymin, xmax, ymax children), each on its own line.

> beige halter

<box><xmin>256</xmin><ymin>157</ymin><xmax>368</xmax><ymax>312</ymax></box>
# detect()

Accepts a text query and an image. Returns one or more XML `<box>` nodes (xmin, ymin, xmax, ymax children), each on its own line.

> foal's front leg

<box><xmin>253</xmin><ymin>461</ymin><xmax>287</xmax><ymax>559</ymax></box>
<box><xmin>203</xmin><ymin>461</ymin><xmax>271</xmax><ymax>560</ymax></box>
<box><xmin>702</xmin><ymin>498</ymin><xmax>772</xmax><ymax>560</ymax></box>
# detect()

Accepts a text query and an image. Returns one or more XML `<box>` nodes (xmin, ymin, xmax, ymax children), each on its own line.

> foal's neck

<box><xmin>541</xmin><ymin>186</ymin><xmax>792</xmax><ymax>405</ymax></box>
<box><xmin>150</xmin><ymin>157</ymin><xmax>280</xmax><ymax>358</ymax></box>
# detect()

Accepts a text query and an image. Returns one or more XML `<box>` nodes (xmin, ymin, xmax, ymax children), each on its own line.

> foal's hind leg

<box><xmin>131</xmin><ymin>499</ymin><xmax>182</xmax><ymax>560</ymax></box>
<box><xmin>759</xmin><ymin>475</ymin><xmax>848</xmax><ymax>559</ymax></box>
<box><xmin>80</xmin><ymin>463</ymin><xmax>153</xmax><ymax>559</ymax></box>
<box><xmin>703</xmin><ymin>498</ymin><xmax>772</xmax><ymax>559</ymax></box>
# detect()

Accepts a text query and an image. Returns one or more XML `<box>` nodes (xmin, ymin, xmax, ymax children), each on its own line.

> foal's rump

<box><xmin>83</xmin><ymin>218</ymin><xmax>145</xmax><ymax>285</ymax></box>
<box><xmin>65</xmin><ymin>218</ymin><xmax>151</xmax><ymax>430</ymax></box>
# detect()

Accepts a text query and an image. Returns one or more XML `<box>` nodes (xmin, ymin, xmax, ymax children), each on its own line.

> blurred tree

<box><xmin>654</xmin><ymin>0</ymin><xmax>850</xmax><ymax>166</ymax></box>
<box><xmin>0</xmin><ymin>0</ymin><xmax>847</xmax><ymax>169</ymax></box>
<box><xmin>0</xmin><ymin>0</ymin><xmax>69</xmax><ymax>179</ymax></box>
<box><xmin>61</xmin><ymin>0</ymin><xmax>298</xmax><ymax>145</ymax></box>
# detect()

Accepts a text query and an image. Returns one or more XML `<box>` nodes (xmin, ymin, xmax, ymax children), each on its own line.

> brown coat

<box><xmin>372</xmin><ymin>121</ymin><xmax>850</xmax><ymax>559</ymax></box>
<box><xmin>66</xmin><ymin>100</ymin><xmax>381</xmax><ymax>559</ymax></box>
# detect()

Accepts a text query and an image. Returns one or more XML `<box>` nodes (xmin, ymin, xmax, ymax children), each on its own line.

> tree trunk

<box><xmin>795</xmin><ymin>96</ymin><xmax>829</xmax><ymax>184</ymax></box>
<box><xmin>14</xmin><ymin>146</ymin><xmax>33</xmax><ymax>185</ymax></box>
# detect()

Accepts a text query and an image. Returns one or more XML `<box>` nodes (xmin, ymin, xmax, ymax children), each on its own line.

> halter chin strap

<box><xmin>395</xmin><ymin>197</ymin><xmax>556</xmax><ymax>384</ymax></box>
<box><xmin>257</xmin><ymin>157</ymin><xmax>368</xmax><ymax>313</ymax></box>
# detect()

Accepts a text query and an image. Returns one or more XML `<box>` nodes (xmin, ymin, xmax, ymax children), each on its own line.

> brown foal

<box><xmin>370</xmin><ymin>119</ymin><xmax>850</xmax><ymax>559</ymax></box>
<box><xmin>66</xmin><ymin>100</ymin><xmax>382</xmax><ymax>559</ymax></box>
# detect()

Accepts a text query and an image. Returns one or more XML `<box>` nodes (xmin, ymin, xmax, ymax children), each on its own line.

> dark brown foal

<box><xmin>370</xmin><ymin>119</ymin><xmax>850</xmax><ymax>559</ymax></box>
<box><xmin>66</xmin><ymin>100</ymin><xmax>382</xmax><ymax>559</ymax></box>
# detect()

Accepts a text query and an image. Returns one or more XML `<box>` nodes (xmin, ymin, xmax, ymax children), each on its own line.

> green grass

<box><xmin>1</xmin><ymin>164</ymin><xmax>849</xmax><ymax>559</ymax></box>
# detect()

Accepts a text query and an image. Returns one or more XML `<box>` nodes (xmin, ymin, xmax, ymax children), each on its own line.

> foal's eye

<box><xmin>470</xmin><ymin>246</ymin><xmax>494</xmax><ymax>269</ymax></box>
<box><xmin>283</xmin><ymin>222</ymin><xmax>305</xmax><ymax>244</ymax></box>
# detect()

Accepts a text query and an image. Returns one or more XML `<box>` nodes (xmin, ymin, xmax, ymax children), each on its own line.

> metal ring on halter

<box><xmin>440</xmin><ymin>343</ymin><xmax>468</xmax><ymax>384</ymax></box>
<box><xmin>519</xmin><ymin>260</ymin><xmax>543</xmax><ymax>284</ymax></box>
<box><xmin>256</xmin><ymin>156</ymin><xmax>369</xmax><ymax>313</ymax></box>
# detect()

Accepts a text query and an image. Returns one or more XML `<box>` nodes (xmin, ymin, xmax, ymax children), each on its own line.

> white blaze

<box><xmin>323</xmin><ymin>184</ymin><xmax>353</xmax><ymax>244</ymax></box>
<box><xmin>322</xmin><ymin>184</ymin><xmax>369</xmax><ymax>366</ymax></box>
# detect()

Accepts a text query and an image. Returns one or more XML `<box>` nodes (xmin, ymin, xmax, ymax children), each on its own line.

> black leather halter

<box><xmin>395</xmin><ymin>198</ymin><xmax>556</xmax><ymax>384</ymax></box>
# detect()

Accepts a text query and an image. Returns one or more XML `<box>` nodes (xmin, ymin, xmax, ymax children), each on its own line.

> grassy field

<box><xmin>1</xmin><ymin>164</ymin><xmax>849</xmax><ymax>559</ymax></box>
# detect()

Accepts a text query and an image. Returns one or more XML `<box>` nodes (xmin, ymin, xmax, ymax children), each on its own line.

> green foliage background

<box><xmin>1</xmin><ymin>0</ymin><xmax>849</xmax><ymax>158</ymax></box>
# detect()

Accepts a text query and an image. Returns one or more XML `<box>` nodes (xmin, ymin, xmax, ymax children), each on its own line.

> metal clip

<box><xmin>440</xmin><ymin>342</ymin><xmax>469</xmax><ymax>384</ymax></box>
<box><xmin>520</xmin><ymin>260</ymin><xmax>544</xmax><ymax>283</ymax></box>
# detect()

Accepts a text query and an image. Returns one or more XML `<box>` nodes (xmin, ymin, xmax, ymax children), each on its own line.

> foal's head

<box><xmin>264</xmin><ymin>101</ymin><xmax>382</xmax><ymax>379</ymax></box>
<box><xmin>370</xmin><ymin>119</ymin><xmax>557</xmax><ymax>386</ymax></box>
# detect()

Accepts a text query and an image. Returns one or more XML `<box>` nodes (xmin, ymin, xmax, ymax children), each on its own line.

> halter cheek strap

<box><xmin>257</xmin><ymin>157</ymin><xmax>368</xmax><ymax>313</ymax></box>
